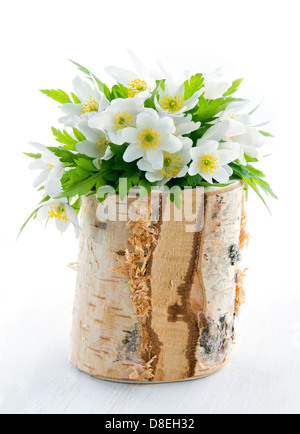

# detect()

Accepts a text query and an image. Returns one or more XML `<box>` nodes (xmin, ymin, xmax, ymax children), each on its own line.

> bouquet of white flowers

<box><xmin>22</xmin><ymin>56</ymin><xmax>275</xmax><ymax>235</ymax></box>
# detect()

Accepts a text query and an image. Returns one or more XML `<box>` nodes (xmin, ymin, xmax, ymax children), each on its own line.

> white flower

<box><xmin>189</xmin><ymin>139</ymin><xmax>237</xmax><ymax>184</ymax></box>
<box><xmin>174</xmin><ymin>114</ymin><xmax>201</xmax><ymax>136</ymax></box>
<box><xmin>75</xmin><ymin>120</ymin><xmax>113</xmax><ymax>169</ymax></box>
<box><xmin>137</xmin><ymin>136</ymin><xmax>192</xmax><ymax>184</ymax></box>
<box><xmin>155</xmin><ymin>76</ymin><xmax>202</xmax><ymax>117</ymax></box>
<box><xmin>119</xmin><ymin>109</ymin><xmax>182</xmax><ymax>170</ymax></box>
<box><xmin>105</xmin><ymin>51</ymin><xmax>158</xmax><ymax>100</ymax></box>
<box><xmin>59</xmin><ymin>76</ymin><xmax>110</xmax><ymax>127</ymax></box>
<box><xmin>88</xmin><ymin>97</ymin><xmax>143</xmax><ymax>144</ymax></box>
<box><xmin>203</xmin><ymin>70</ymin><xmax>231</xmax><ymax>100</ymax></box>
<box><xmin>37</xmin><ymin>198</ymin><xmax>80</xmax><ymax>235</ymax></box>
<box><xmin>29</xmin><ymin>142</ymin><xmax>64</xmax><ymax>198</ymax></box>
<box><xmin>205</xmin><ymin>103</ymin><xmax>265</xmax><ymax>165</ymax></box>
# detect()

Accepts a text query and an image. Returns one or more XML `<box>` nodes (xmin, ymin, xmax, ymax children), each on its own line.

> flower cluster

<box><xmin>22</xmin><ymin>56</ymin><xmax>275</xmax><ymax>235</ymax></box>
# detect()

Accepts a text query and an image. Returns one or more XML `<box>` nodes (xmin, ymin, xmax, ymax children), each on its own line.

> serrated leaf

<box><xmin>184</xmin><ymin>74</ymin><xmax>204</xmax><ymax>100</ymax></box>
<box><xmin>58</xmin><ymin>172</ymin><xmax>102</xmax><ymax>198</ymax></box>
<box><xmin>40</xmin><ymin>89</ymin><xmax>71</xmax><ymax>104</ymax></box>
<box><xmin>51</xmin><ymin>127</ymin><xmax>77</xmax><ymax>150</ymax></box>
<box><xmin>47</xmin><ymin>146</ymin><xmax>76</xmax><ymax>164</ymax></box>
<box><xmin>223</xmin><ymin>78</ymin><xmax>244</xmax><ymax>97</ymax></box>
<box><xmin>195</xmin><ymin>95</ymin><xmax>243</xmax><ymax>122</ymax></box>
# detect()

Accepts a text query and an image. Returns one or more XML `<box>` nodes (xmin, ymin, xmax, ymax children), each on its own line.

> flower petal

<box><xmin>61</xmin><ymin>103</ymin><xmax>82</xmax><ymax>115</ymax></box>
<box><xmin>137</xmin><ymin>158</ymin><xmax>154</xmax><ymax>172</ymax></box>
<box><xmin>76</xmin><ymin>140</ymin><xmax>99</xmax><ymax>158</ymax></box>
<box><xmin>29</xmin><ymin>142</ymin><xmax>47</xmax><ymax>152</ymax></box>
<box><xmin>66</xmin><ymin>205</ymin><xmax>81</xmax><ymax>229</ymax></box>
<box><xmin>119</xmin><ymin>127</ymin><xmax>139</xmax><ymax>144</ymax></box>
<box><xmin>146</xmin><ymin>149</ymin><xmax>163</xmax><ymax>170</ymax></box>
<box><xmin>105</xmin><ymin>66</ymin><xmax>136</xmax><ymax>85</ymax></box>
<box><xmin>218</xmin><ymin>149</ymin><xmax>238</xmax><ymax>166</ymax></box>
<box><xmin>55</xmin><ymin>218</ymin><xmax>70</xmax><ymax>233</ymax></box>
<box><xmin>212</xmin><ymin>167</ymin><xmax>230</xmax><ymax>184</ymax></box>
<box><xmin>123</xmin><ymin>143</ymin><xmax>145</xmax><ymax>162</ymax></box>
<box><xmin>33</xmin><ymin>169</ymin><xmax>50</xmax><ymax>188</ymax></box>
<box><xmin>161</xmin><ymin>135</ymin><xmax>182</xmax><ymax>153</ymax></box>
<box><xmin>188</xmin><ymin>161</ymin><xmax>199</xmax><ymax>176</ymax></box>
<box><xmin>45</xmin><ymin>178</ymin><xmax>62</xmax><ymax>198</ymax></box>
<box><xmin>146</xmin><ymin>172</ymin><xmax>164</xmax><ymax>182</ymax></box>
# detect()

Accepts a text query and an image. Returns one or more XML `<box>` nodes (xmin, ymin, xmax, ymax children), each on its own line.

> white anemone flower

<box><xmin>137</xmin><ymin>136</ymin><xmax>192</xmax><ymax>184</ymax></box>
<box><xmin>155</xmin><ymin>76</ymin><xmax>202</xmax><ymax>117</ymax></box>
<box><xmin>76</xmin><ymin>120</ymin><xmax>113</xmax><ymax>169</ymax></box>
<box><xmin>203</xmin><ymin>70</ymin><xmax>231</xmax><ymax>100</ymax></box>
<box><xmin>189</xmin><ymin>139</ymin><xmax>238</xmax><ymax>184</ymax></box>
<box><xmin>88</xmin><ymin>97</ymin><xmax>143</xmax><ymax>144</ymax></box>
<box><xmin>105</xmin><ymin>50</ymin><xmax>158</xmax><ymax>101</ymax></box>
<box><xmin>119</xmin><ymin>109</ymin><xmax>182</xmax><ymax>170</ymax></box>
<box><xmin>204</xmin><ymin>110</ymin><xmax>265</xmax><ymax>165</ymax></box>
<box><xmin>37</xmin><ymin>198</ymin><xmax>80</xmax><ymax>235</ymax></box>
<box><xmin>213</xmin><ymin>102</ymin><xmax>250</xmax><ymax>137</ymax></box>
<box><xmin>59</xmin><ymin>76</ymin><xmax>110</xmax><ymax>127</ymax></box>
<box><xmin>29</xmin><ymin>142</ymin><xmax>64</xmax><ymax>198</ymax></box>
<box><xmin>174</xmin><ymin>114</ymin><xmax>201</xmax><ymax>136</ymax></box>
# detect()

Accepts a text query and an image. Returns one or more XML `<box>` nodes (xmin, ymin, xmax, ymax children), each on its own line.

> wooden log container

<box><xmin>69</xmin><ymin>181</ymin><xmax>245</xmax><ymax>383</ymax></box>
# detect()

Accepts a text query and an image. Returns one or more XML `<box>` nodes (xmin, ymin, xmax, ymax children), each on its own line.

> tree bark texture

<box><xmin>69</xmin><ymin>182</ymin><xmax>245</xmax><ymax>383</ymax></box>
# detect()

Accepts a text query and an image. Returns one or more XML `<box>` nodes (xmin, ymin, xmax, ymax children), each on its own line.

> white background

<box><xmin>1</xmin><ymin>0</ymin><xmax>300</xmax><ymax>415</ymax></box>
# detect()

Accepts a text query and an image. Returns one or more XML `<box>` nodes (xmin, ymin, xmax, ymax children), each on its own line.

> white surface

<box><xmin>1</xmin><ymin>0</ymin><xmax>300</xmax><ymax>415</ymax></box>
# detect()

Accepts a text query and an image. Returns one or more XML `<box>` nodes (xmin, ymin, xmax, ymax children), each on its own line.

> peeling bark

<box><xmin>70</xmin><ymin>182</ymin><xmax>245</xmax><ymax>382</ymax></box>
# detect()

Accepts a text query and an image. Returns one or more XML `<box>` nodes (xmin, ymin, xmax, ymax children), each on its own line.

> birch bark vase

<box><xmin>69</xmin><ymin>181</ymin><xmax>245</xmax><ymax>383</ymax></box>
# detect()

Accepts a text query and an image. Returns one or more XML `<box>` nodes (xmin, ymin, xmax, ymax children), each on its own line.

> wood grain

<box><xmin>69</xmin><ymin>182</ymin><xmax>244</xmax><ymax>383</ymax></box>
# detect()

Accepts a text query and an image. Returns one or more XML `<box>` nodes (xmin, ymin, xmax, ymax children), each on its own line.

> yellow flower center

<box><xmin>160</xmin><ymin>93</ymin><xmax>185</xmax><ymax>113</ymax></box>
<box><xmin>113</xmin><ymin>112</ymin><xmax>135</xmax><ymax>129</ymax></box>
<box><xmin>127</xmin><ymin>79</ymin><xmax>148</xmax><ymax>98</ymax></box>
<box><xmin>96</xmin><ymin>136</ymin><xmax>110</xmax><ymax>155</ymax></box>
<box><xmin>81</xmin><ymin>96</ymin><xmax>99</xmax><ymax>114</ymax></box>
<box><xmin>47</xmin><ymin>164</ymin><xmax>55</xmax><ymax>169</ymax></box>
<box><xmin>222</xmin><ymin>113</ymin><xmax>235</xmax><ymax>120</ymax></box>
<box><xmin>48</xmin><ymin>203</ymin><xmax>69</xmax><ymax>223</ymax></box>
<box><xmin>138</xmin><ymin>128</ymin><xmax>161</xmax><ymax>151</ymax></box>
<box><xmin>198</xmin><ymin>154</ymin><xmax>219</xmax><ymax>173</ymax></box>
<box><xmin>160</xmin><ymin>152</ymin><xmax>183</xmax><ymax>178</ymax></box>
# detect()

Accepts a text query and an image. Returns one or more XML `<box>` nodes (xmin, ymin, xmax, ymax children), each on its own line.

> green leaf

<box><xmin>111</xmin><ymin>84</ymin><xmax>128</xmax><ymax>100</ymax></box>
<box><xmin>255</xmin><ymin>178</ymin><xmax>278</xmax><ymax>199</ymax></box>
<box><xmin>144</xmin><ymin>79</ymin><xmax>165</xmax><ymax>109</ymax></box>
<box><xmin>184</xmin><ymin>74</ymin><xmax>204</xmax><ymax>100</ymax></box>
<box><xmin>244</xmin><ymin>154</ymin><xmax>259</xmax><ymax>163</ymax></box>
<box><xmin>71</xmin><ymin>92</ymin><xmax>81</xmax><ymax>104</ymax></box>
<box><xmin>259</xmin><ymin>130</ymin><xmax>274</xmax><ymax>138</ymax></box>
<box><xmin>249</xmin><ymin>102</ymin><xmax>262</xmax><ymax>115</ymax></box>
<box><xmin>223</xmin><ymin>78</ymin><xmax>244</xmax><ymax>97</ymax></box>
<box><xmin>40</xmin><ymin>89</ymin><xmax>71</xmax><ymax>104</ymax></box>
<box><xmin>58</xmin><ymin>172</ymin><xmax>102</xmax><ymax>198</ymax></box>
<box><xmin>51</xmin><ymin>127</ymin><xmax>77</xmax><ymax>150</ymax></box>
<box><xmin>69</xmin><ymin>60</ymin><xmax>111</xmax><ymax>101</ymax></box>
<box><xmin>74</xmin><ymin>157</ymin><xmax>98</xmax><ymax>172</ymax></box>
<box><xmin>47</xmin><ymin>146</ymin><xmax>76</xmax><ymax>165</ymax></box>
<box><xmin>24</xmin><ymin>152</ymin><xmax>42</xmax><ymax>159</ymax></box>
<box><xmin>18</xmin><ymin>196</ymin><xmax>50</xmax><ymax>239</ymax></box>
<box><xmin>194</xmin><ymin>95</ymin><xmax>243</xmax><ymax>122</ymax></box>
<box><xmin>73</xmin><ymin>128</ymin><xmax>86</xmax><ymax>142</ymax></box>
